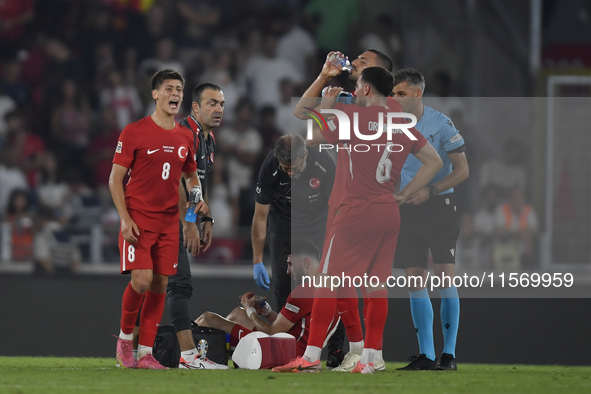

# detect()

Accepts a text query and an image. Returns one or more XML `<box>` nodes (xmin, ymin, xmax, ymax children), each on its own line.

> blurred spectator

<box><xmin>1</xmin><ymin>59</ymin><xmax>29</xmax><ymax>106</ymax></box>
<box><xmin>242</xmin><ymin>34</ymin><xmax>303</xmax><ymax>110</ymax></box>
<box><xmin>216</xmin><ymin>98</ymin><xmax>263</xmax><ymax>227</ymax></box>
<box><xmin>66</xmin><ymin>170</ymin><xmax>102</xmax><ymax>228</ymax></box>
<box><xmin>3</xmin><ymin>189</ymin><xmax>34</xmax><ymax>262</ymax></box>
<box><xmin>43</xmin><ymin>37</ymin><xmax>85</xmax><ymax>109</ymax></box>
<box><xmin>33</xmin><ymin>205</ymin><xmax>81</xmax><ymax>274</ymax></box>
<box><xmin>479</xmin><ymin>138</ymin><xmax>528</xmax><ymax>196</ymax></box>
<box><xmin>456</xmin><ymin>212</ymin><xmax>480</xmax><ymax>268</ymax></box>
<box><xmin>100</xmin><ymin>68</ymin><xmax>143</xmax><ymax>131</ymax></box>
<box><xmin>0</xmin><ymin>147</ymin><xmax>28</xmax><ymax>217</ymax></box>
<box><xmin>276</xmin><ymin>78</ymin><xmax>306</xmax><ymax>136</ymax></box>
<box><xmin>305</xmin><ymin>0</ymin><xmax>359</xmax><ymax>54</ymax></box>
<box><xmin>122</xmin><ymin>47</ymin><xmax>139</xmax><ymax>86</ymax></box>
<box><xmin>259</xmin><ymin>106</ymin><xmax>282</xmax><ymax>153</ymax></box>
<box><xmin>129</xmin><ymin>4</ymin><xmax>173</xmax><ymax>61</ymax></box>
<box><xmin>200</xmin><ymin>50</ymin><xmax>244</xmax><ymax>123</ymax></box>
<box><xmin>274</xmin><ymin>11</ymin><xmax>317</xmax><ymax>75</ymax></box>
<box><xmin>5</xmin><ymin>109</ymin><xmax>46</xmax><ymax>187</ymax></box>
<box><xmin>136</xmin><ymin>65</ymin><xmax>159</xmax><ymax>115</ymax></box>
<box><xmin>93</xmin><ymin>41</ymin><xmax>117</xmax><ymax>96</ymax></box>
<box><xmin>0</xmin><ymin>85</ymin><xmax>16</xmax><ymax>142</ymax></box>
<box><xmin>86</xmin><ymin>108</ymin><xmax>121</xmax><ymax>189</ymax></box>
<box><xmin>36</xmin><ymin>151</ymin><xmax>73</xmax><ymax>222</ymax></box>
<box><xmin>176</xmin><ymin>0</ymin><xmax>221</xmax><ymax>48</ymax></box>
<box><xmin>473</xmin><ymin>184</ymin><xmax>502</xmax><ymax>267</ymax></box>
<box><xmin>206</xmin><ymin>154</ymin><xmax>233</xmax><ymax>235</ymax></box>
<box><xmin>76</xmin><ymin>5</ymin><xmax>116</xmax><ymax>81</ymax></box>
<box><xmin>493</xmin><ymin>186</ymin><xmax>539</xmax><ymax>268</ymax></box>
<box><xmin>423</xmin><ymin>71</ymin><xmax>470</xmax><ymax>125</ymax></box>
<box><xmin>358</xmin><ymin>14</ymin><xmax>402</xmax><ymax>70</ymax></box>
<box><xmin>138</xmin><ymin>37</ymin><xmax>185</xmax><ymax>78</ymax></box>
<box><xmin>0</xmin><ymin>0</ymin><xmax>34</xmax><ymax>60</ymax></box>
<box><xmin>50</xmin><ymin>78</ymin><xmax>92</xmax><ymax>167</ymax></box>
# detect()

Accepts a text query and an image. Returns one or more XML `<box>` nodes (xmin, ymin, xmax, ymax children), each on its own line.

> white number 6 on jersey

<box><xmin>376</xmin><ymin>142</ymin><xmax>393</xmax><ymax>183</ymax></box>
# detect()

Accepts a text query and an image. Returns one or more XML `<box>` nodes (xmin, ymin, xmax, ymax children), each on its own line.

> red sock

<box><xmin>138</xmin><ymin>291</ymin><xmax>166</xmax><ymax>348</ymax></box>
<box><xmin>307</xmin><ymin>288</ymin><xmax>337</xmax><ymax>348</ymax></box>
<box><xmin>336</xmin><ymin>287</ymin><xmax>363</xmax><ymax>343</ymax></box>
<box><xmin>364</xmin><ymin>290</ymin><xmax>388</xmax><ymax>350</ymax></box>
<box><xmin>120</xmin><ymin>282</ymin><xmax>145</xmax><ymax>335</ymax></box>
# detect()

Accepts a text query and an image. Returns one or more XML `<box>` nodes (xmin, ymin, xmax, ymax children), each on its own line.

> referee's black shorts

<box><xmin>393</xmin><ymin>193</ymin><xmax>460</xmax><ymax>270</ymax></box>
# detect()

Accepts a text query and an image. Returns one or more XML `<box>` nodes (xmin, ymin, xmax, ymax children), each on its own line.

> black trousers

<box><xmin>166</xmin><ymin>221</ymin><xmax>193</xmax><ymax>333</ymax></box>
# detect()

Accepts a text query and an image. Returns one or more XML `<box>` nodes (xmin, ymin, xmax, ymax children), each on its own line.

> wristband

<box><xmin>246</xmin><ymin>307</ymin><xmax>257</xmax><ymax>319</ymax></box>
<box><xmin>201</xmin><ymin>216</ymin><xmax>214</xmax><ymax>225</ymax></box>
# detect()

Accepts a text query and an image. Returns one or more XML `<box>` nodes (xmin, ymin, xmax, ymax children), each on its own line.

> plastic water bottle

<box><xmin>322</xmin><ymin>87</ymin><xmax>355</xmax><ymax>105</ymax></box>
<box><xmin>328</xmin><ymin>53</ymin><xmax>352</xmax><ymax>72</ymax></box>
<box><xmin>254</xmin><ymin>295</ymin><xmax>267</xmax><ymax>307</ymax></box>
<box><xmin>184</xmin><ymin>185</ymin><xmax>202</xmax><ymax>223</ymax></box>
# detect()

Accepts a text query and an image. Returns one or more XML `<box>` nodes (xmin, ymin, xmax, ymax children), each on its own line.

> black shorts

<box><xmin>393</xmin><ymin>193</ymin><xmax>460</xmax><ymax>270</ymax></box>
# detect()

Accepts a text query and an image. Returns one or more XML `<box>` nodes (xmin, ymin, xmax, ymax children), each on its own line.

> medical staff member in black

<box><xmin>251</xmin><ymin>134</ymin><xmax>345</xmax><ymax>367</ymax></box>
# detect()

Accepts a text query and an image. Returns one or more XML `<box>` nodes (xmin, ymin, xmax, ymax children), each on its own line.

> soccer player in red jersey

<box><xmin>273</xmin><ymin>62</ymin><xmax>443</xmax><ymax>374</ymax></box>
<box><xmin>109</xmin><ymin>69</ymin><xmax>208</xmax><ymax>370</ymax></box>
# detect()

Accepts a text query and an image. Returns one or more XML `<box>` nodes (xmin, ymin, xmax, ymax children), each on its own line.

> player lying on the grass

<box><xmin>195</xmin><ymin>239</ymin><xmax>339</xmax><ymax>358</ymax></box>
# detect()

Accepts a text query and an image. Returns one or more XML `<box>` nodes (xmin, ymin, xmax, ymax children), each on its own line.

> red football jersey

<box><xmin>280</xmin><ymin>285</ymin><xmax>339</xmax><ymax>356</ymax></box>
<box><xmin>320</xmin><ymin>100</ymin><xmax>427</xmax><ymax>211</ymax></box>
<box><xmin>113</xmin><ymin>116</ymin><xmax>197</xmax><ymax>233</ymax></box>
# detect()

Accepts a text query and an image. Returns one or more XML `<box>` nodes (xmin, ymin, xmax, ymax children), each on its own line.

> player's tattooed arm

<box><xmin>184</xmin><ymin>171</ymin><xmax>208</xmax><ymax>215</ymax></box>
<box><xmin>294</xmin><ymin>51</ymin><xmax>343</xmax><ymax>120</ymax></box>
<box><xmin>179</xmin><ymin>178</ymin><xmax>201</xmax><ymax>256</ymax></box>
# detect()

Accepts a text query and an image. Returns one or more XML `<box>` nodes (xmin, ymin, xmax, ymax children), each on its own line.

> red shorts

<box><xmin>319</xmin><ymin>203</ymin><xmax>400</xmax><ymax>282</ymax></box>
<box><xmin>230</xmin><ymin>324</ymin><xmax>256</xmax><ymax>347</ymax></box>
<box><xmin>118</xmin><ymin>228</ymin><xmax>179</xmax><ymax>276</ymax></box>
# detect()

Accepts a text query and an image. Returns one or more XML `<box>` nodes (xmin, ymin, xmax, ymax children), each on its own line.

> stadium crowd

<box><xmin>0</xmin><ymin>0</ymin><xmax>537</xmax><ymax>269</ymax></box>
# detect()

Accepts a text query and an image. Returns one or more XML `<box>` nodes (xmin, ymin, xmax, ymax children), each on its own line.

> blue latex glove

<box><xmin>253</xmin><ymin>262</ymin><xmax>270</xmax><ymax>291</ymax></box>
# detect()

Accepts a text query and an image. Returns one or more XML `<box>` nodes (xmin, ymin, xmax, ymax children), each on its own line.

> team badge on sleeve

<box><xmin>116</xmin><ymin>141</ymin><xmax>122</xmax><ymax>153</ymax></box>
<box><xmin>449</xmin><ymin>134</ymin><xmax>462</xmax><ymax>144</ymax></box>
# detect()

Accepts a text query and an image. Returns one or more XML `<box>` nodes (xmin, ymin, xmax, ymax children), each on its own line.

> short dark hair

<box><xmin>150</xmin><ymin>69</ymin><xmax>185</xmax><ymax>90</ymax></box>
<box><xmin>393</xmin><ymin>67</ymin><xmax>426</xmax><ymax>92</ymax></box>
<box><xmin>192</xmin><ymin>82</ymin><xmax>222</xmax><ymax>105</ymax></box>
<box><xmin>290</xmin><ymin>239</ymin><xmax>320</xmax><ymax>262</ymax></box>
<box><xmin>274</xmin><ymin>134</ymin><xmax>306</xmax><ymax>164</ymax></box>
<box><xmin>6</xmin><ymin>189</ymin><xmax>30</xmax><ymax>215</ymax></box>
<box><xmin>367</xmin><ymin>49</ymin><xmax>393</xmax><ymax>72</ymax></box>
<box><xmin>360</xmin><ymin>67</ymin><xmax>395</xmax><ymax>97</ymax></box>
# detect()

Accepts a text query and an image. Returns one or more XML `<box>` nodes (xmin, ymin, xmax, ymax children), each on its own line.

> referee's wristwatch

<box><xmin>201</xmin><ymin>216</ymin><xmax>215</xmax><ymax>226</ymax></box>
<box><xmin>429</xmin><ymin>185</ymin><xmax>440</xmax><ymax>197</ymax></box>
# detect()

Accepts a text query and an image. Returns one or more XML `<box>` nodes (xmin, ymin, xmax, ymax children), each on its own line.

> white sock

<box><xmin>360</xmin><ymin>348</ymin><xmax>376</xmax><ymax>364</ymax></box>
<box><xmin>303</xmin><ymin>346</ymin><xmax>322</xmax><ymax>362</ymax></box>
<box><xmin>375</xmin><ymin>349</ymin><xmax>383</xmax><ymax>362</ymax></box>
<box><xmin>349</xmin><ymin>340</ymin><xmax>364</xmax><ymax>355</ymax></box>
<box><xmin>137</xmin><ymin>344</ymin><xmax>152</xmax><ymax>359</ymax></box>
<box><xmin>119</xmin><ymin>329</ymin><xmax>133</xmax><ymax>341</ymax></box>
<box><xmin>181</xmin><ymin>348</ymin><xmax>198</xmax><ymax>362</ymax></box>
<box><xmin>133</xmin><ymin>349</ymin><xmax>138</xmax><ymax>360</ymax></box>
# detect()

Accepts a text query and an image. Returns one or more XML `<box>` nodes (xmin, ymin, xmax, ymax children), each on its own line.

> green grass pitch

<box><xmin>0</xmin><ymin>357</ymin><xmax>589</xmax><ymax>394</ymax></box>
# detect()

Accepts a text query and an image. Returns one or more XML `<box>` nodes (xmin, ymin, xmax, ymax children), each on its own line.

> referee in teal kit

<box><xmin>391</xmin><ymin>68</ymin><xmax>469</xmax><ymax>371</ymax></box>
